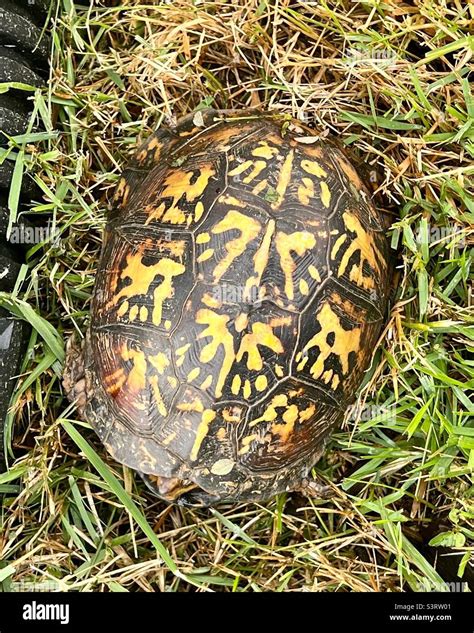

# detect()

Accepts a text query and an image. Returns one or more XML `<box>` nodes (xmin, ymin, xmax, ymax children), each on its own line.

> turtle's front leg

<box><xmin>296</xmin><ymin>476</ymin><xmax>334</xmax><ymax>500</ymax></box>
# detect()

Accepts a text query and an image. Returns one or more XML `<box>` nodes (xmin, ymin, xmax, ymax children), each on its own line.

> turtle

<box><xmin>63</xmin><ymin>108</ymin><xmax>392</xmax><ymax>507</ymax></box>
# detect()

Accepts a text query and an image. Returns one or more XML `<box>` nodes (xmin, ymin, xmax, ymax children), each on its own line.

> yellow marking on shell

<box><xmin>179</xmin><ymin>129</ymin><xmax>198</xmax><ymax>137</ymax></box>
<box><xmin>197</xmin><ymin>308</ymin><xmax>235</xmax><ymax>398</ymax></box>
<box><xmin>275</xmin><ymin>364</ymin><xmax>284</xmax><ymax>377</ymax></box>
<box><xmin>322</xmin><ymin>369</ymin><xmax>334</xmax><ymax>385</ymax></box>
<box><xmin>210</xmin><ymin>123</ymin><xmax>255</xmax><ymax>149</ymax></box>
<box><xmin>222</xmin><ymin>407</ymin><xmax>241</xmax><ymax>423</ymax></box>
<box><xmin>149</xmin><ymin>374</ymin><xmax>167</xmax><ymax>416</ymax></box>
<box><xmin>283</xmin><ymin>404</ymin><xmax>299</xmax><ymax>424</ymax></box>
<box><xmin>149</xmin><ymin>352</ymin><xmax>169</xmax><ymax>374</ymax></box>
<box><xmin>302</xmin><ymin>144</ymin><xmax>323</xmax><ymax>158</ymax></box>
<box><xmin>105</xmin><ymin>373</ymin><xmax>127</xmax><ymax>394</ymax></box>
<box><xmin>112</xmin><ymin>253</ymin><xmax>185</xmax><ymax>328</ymax></box>
<box><xmin>320</xmin><ymin>181</ymin><xmax>331</xmax><ymax>208</ymax></box>
<box><xmin>190</xmin><ymin>409</ymin><xmax>216</xmax><ymax>461</ymax></box>
<box><xmin>298</xmin><ymin>177</ymin><xmax>315</xmax><ymax>205</ymax></box>
<box><xmin>335</xmin><ymin>154</ymin><xmax>363</xmax><ymax>188</ymax></box>
<box><xmin>168</xmin><ymin>166</ymin><xmax>215</xmax><ymax>202</ymax></box>
<box><xmin>269</xmin><ymin>316</ymin><xmax>292</xmax><ymax>328</ymax></box>
<box><xmin>145</xmin><ymin>166</ymin><xmax>215</xmax><ymax>225</ymax></box>
<box><xmin>234</xmin><ymin>312</ymin><xmax>248</xmax><ymax>332</ymax></box>
<box><xmin>210</xmin><ymin>458</ymin><xmax>235</xmax><ymax>476</ymax></box>
<box><xmin>163</xmin><ymin>205</ymin><xmax>186</xmax><ymax>224</ymax></box>
<box><xmin>336</xmin><ymin>211</ymin><xmax>383</xmax><ymax>289</ymax></box>
<box><xmin>228</xmin><ymin>160</ymin><xmax>253</xmax><ymax>177</ymax></box>
<box><xmin>136</xmin><ymin>148</ymin><xmax>148</xmax><ymax>164</ymax></box>
<box><xmin>164</xmin><ymin>319</ymin><xmax>172</xmax><ymax>330</ymax></box>
<box><xmin>144</xmin><ymin>202</ymin><xmax>166</xmax><ymax>225</ymax></box>
<box><xmin>197</xmin><ymin>248</ymin><xmax>215</xmax><ymax>263</ymax></box>
<box><xmin>252</xmin><ymin>178</ymin><xmax>268</xmax><ymax>196</ymax></box>
<box><xmin>168</xmin><ymin>376</ymin><xmax>178</xmax><ymax>388</ymax></box>
<box><xmin>271</xmin><ymin>404</ymin><xmax>299</xmax><ymax>442</ymax></box>
<box><xmin>152</xmin><ymin>260</ymin><xmax>186</xmax><ymax>326</ymax></box>
<box><xmin>196</xmin><ymin>232</ymin><xmax>210</xmax><ymax>244</ymax></box>
<box><xmin>275</xmin><ymin>231</ymin><xmax>316</xmax><ymax>300</ymax></box>
<box><xmin>176</xmin><ymin>343</ymin><xmax>191</xmax><ymax>356</ymax></box>
<box><xmin>299</xmin><ymin>403</ymin><xmax>316</xmax><ymax>422</ymax></box>
<box><xmin>135</xmin><ymin>443</ymin><xmax>159</xmax><ymax>468</ymax></box>
<box><xmin>252</xmin><ymin>143</ymin><xmax>279</xmax><ymax>159</ymax></box>
<box><xmin>236</xmin><ymin>322</ymin><xmax>285</xmax><ymax>371</ymax></box>
<box><xmin>255</xmin><ymin>374</ymin><xmax>268</xmax><ymax>391</ymax></box>
<box><xmin>242</xmin><ymin>160</ymin><xmax>267</xmax><ymax>184</ymax></box>
<box><xmin>272</xmin><ymin>149</ymin><xmax>294</xmax><ymax>209</ymax></box>
<box><xmin>244</xmin><ymin>219</ymin><xmax>276</xmax><ymax>301</ymax></box>
<box><xmin>265</xmin><ymin>132</ymin><xmax>286</xmax><ymax>146</ymax></box>
<box><xmin>249</xmin><ymin>393</ymin><xmax>288</xmax><ymax>427</ymax></box>
<box><xmin>104</xmin><ymin>368</ymin><xmax>126</xmax><ymax>384</ymax></box>
<box><xmin>322</xmin><ymin>369</ymin><xmax>340</xmax><ymax>389</ymax></box>
<box><xmin>330</xmin><ymin>292</ymin><xmax>367</xmax><ymax>323</ymax></box>
<box><xmin>231</xmin><ymin>374</ymin><xmax>241</xmax><ymax>395</ymax></box>
<box><xmin>299</xmin><ymin>279</ymin><xmax>309</xmax><ymax>295</ymax></box>
<box><xmin>177</xmin><ymin>397</ymin><xmax>204</xmax><ymax>413</ymax></box>
<box><xmin>115</xmin><ymin>177</ymin><xmax>130</xmax><ymax>206</ymax></box>
<box><xmin>297</xmin><ymin>301</ymin><xmax>361</xmax><ymax>379</ymax></box>
<box><xmin>202</xmin><ymin>292</ymin><xmax>222</xmax><ymax>309</ymax></box>
<box><xmin>288</xmin><ymin>388</ymin><xmax>301</xmax><ymax>398</ymax></box>
<box><xmin>308</xmin><ymin>265</ymin><xmax>321</xmax><ymax>282</ymax></box>
<box><xmin>139</xmin><ymin>306</ymin><xmax>148</xmax><ymax>322</ymax></box>
<box><xmin>187</xmin><ymin>367</ymin><xmax>201</xmax><ymax>382</ymax></box>
<box><xmin>120</xmin><ymin>346</ymin><xmax>147</xmax><ymax>393</ymax></box>
<box><xmin>117</xmin><ymin>300</ymin><xmax>129</xmax><ymax>317</ymax></box>
<box><xmin>219</xmin><ymin>194</ymin><xmax>245</xmax><ymax>208</ymax></box>
<box><xmin>147</xmin><ymin>136</ymin><xmax>160</xmax><ymax>151</ymax></box>
<box><xmin>331</xmin><ymin>234</ymin><xmax>347</xmax><ymax>259</ymax></box>
<box><xmin>161</xmin><ymin>239</ymin><xmax>186</xmax><ymax>258</ymax></box>
<box><xmin>301</xmin><ymin>159</ymin><xmax>327</xmax><ymax>178</ymax></box>
<box><xmin>163</xmin><ymin>432</ymin><xmax>177</xmax><ymax>446</ymax></box>
<box><xmin>194</xmin><ymin>201</ymin><xmax>205</xmax><ymax>222</ymax></box>
<box><xmin>200</xmin><ymin>374</ymin><xmax>213</xmax><ymax>390</ymax></box>
<box><xmin>238</xmin><ymin>433</ymin><xmax>260</xmax><ymax>455</ymax></box>
<box><xmin>211</xmin><ymin>210</ymin><xmax>261</xmax><ymax>282</ymax></box>
<box><xmin>216</xmin><ymin>427</ymin><xmax>227</xmax><ymax>441</ymax></box>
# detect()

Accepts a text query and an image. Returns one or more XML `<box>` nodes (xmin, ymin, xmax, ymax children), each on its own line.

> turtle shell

<box><xmin>76</xmin><ymin>109</ymin><xmax>392</xmax><ymax>505</ymax></box>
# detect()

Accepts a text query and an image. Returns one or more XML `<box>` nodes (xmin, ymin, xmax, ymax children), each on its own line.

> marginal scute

<box><xmin>77</xmin><ymin>108</ymin><xmax>392</xmax><ymax>505</ymax></box>
<box><xmin>91</xmin><ymin>330</ymin><xmax>179</xmax><ymax>435</ymax></box>
<box><xmin>239</xmin><ymin>379</ymin><xmax>341</xmax><ymax>471</ymax></box>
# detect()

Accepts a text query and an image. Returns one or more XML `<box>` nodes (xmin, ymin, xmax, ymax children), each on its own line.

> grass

<box><xmin>0</xmin><ymin>0</ymin><xmax>473</xmax><ymax>592</ymax></box>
